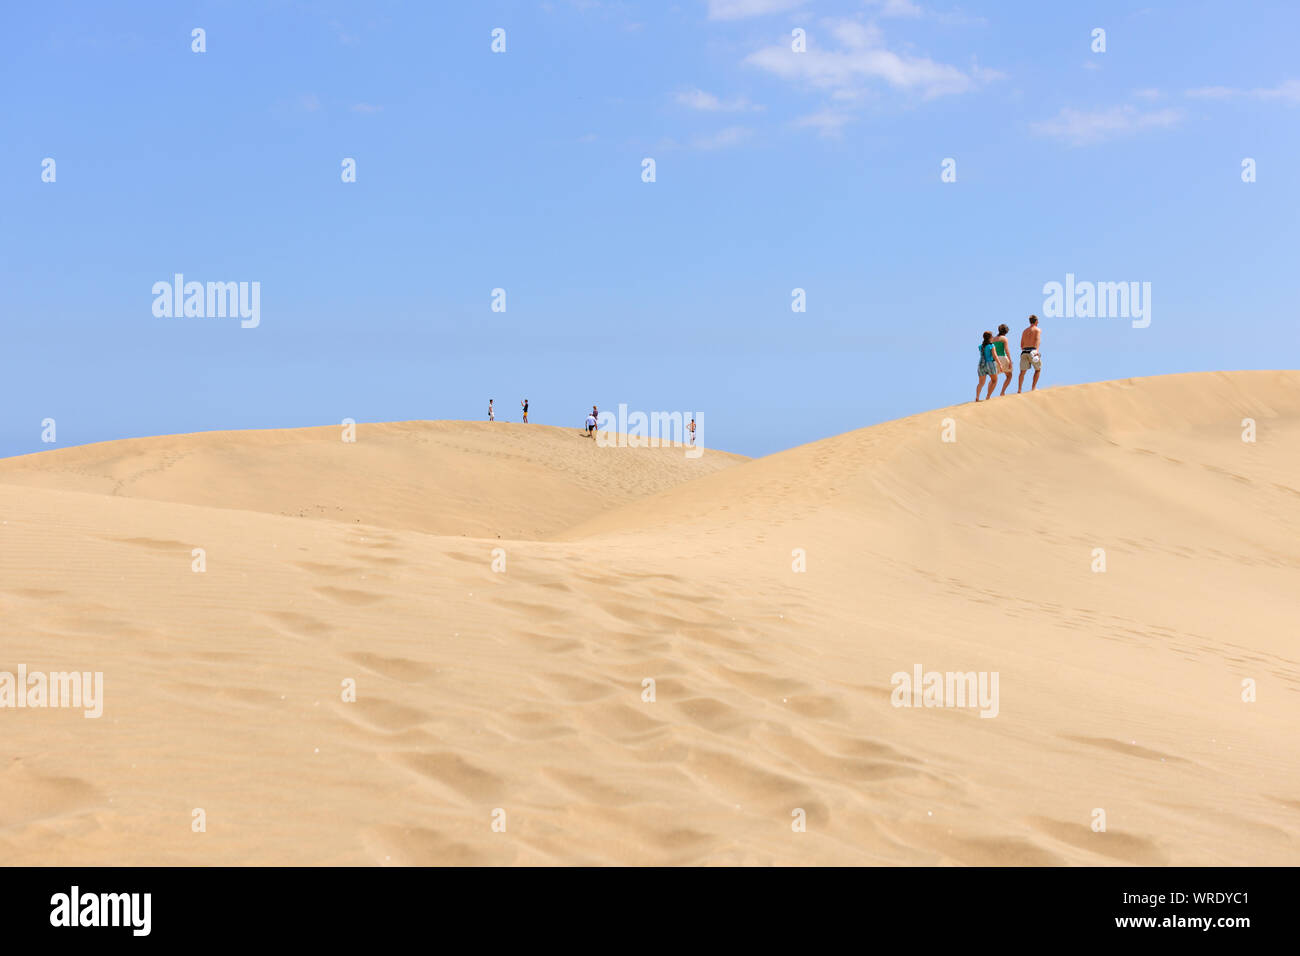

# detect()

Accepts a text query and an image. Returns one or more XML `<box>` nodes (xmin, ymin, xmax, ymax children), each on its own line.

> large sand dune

<box><xmin>2</xmin><ymin>372</ymin><xmax>1297</xmax><ymax>865</ymax></box>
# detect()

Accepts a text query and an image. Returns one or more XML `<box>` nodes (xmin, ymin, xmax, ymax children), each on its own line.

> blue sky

<box><xmin>2</xmin><ymin>0</ymin><xmax>1297</xmax><ymax>459</ymax></box>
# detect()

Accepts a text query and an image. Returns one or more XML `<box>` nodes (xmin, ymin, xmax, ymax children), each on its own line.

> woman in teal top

<box><xmin>992</xmin><ymin>323</ymin><xmax>1013</xmax><ymax>396</ymax></box>
<box><xmin>976</xmin><ymin>330</ymin><xmax>998</xmax><ymax>402</ymax></box>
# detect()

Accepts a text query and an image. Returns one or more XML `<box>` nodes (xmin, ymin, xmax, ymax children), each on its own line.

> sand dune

<box><xmin>0</xmin><ymin>421</ymin><xmax>745</xmax><ymax>539</ymax></box>
<box><xmin>2</xmin><ymin>372</ymin><xmax>1297</xmax><ymax>865</ymax></box>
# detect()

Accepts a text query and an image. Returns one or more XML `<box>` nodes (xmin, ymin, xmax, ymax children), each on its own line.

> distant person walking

<box><xmin>992</xmin><ymin>324</ymin><xmax>1013</xmax><ymax>396</ymax></box>
<box><xmin>488</xmin><ymin>399</ymin><xmax>494</xmax><ymax>422</ymax></box>
<box><xmin>521</xmin><ymin>398</ymin><xmax>529</xmax><ymax>423</ymax></box>
<box><xmin>584</xmin><ymin>412</ymin><xmax>597</xmax><ymax>437</ymax></box>
<box><xmin>1018</xmin><ymin>315</ymin><xmax>1042</xmax><ymax>393</ymax></box>
<box><xmin>976</xmin><ymin>331</ymin><xmax>998</xmax><ymax>402</ymax></box>
<box><xmin>689</xmin><ymin>417</ymin><xmax>697</xmax><ymax>446</ymax></box>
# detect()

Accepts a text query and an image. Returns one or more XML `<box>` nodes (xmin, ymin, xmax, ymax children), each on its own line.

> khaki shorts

<box><xmin>1020</xmin><ymin>349</ymin><xmax>1041</xmax><ymax>371</ymax></box>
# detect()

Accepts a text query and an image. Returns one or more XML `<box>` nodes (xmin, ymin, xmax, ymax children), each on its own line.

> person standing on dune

<box><xmin>521</xmin><ymin>399</ymin><xmax>529</xmax><ymax>423</ymax></box>
<box><xmin>977</xmin><ymin>331</ymin><xmax>998</xmax><ymax>402</ymax></box>
<box><xmin>488</xmin><ymin>399</ymin><xmax>494</xmax><ymax>422</ymax></box>
<box><xmin>992</xmin><ymin>324</ymin><xmax>1013</xmax><ymax>396</ymax></box>
<box><xmin>1018</xmin><ymin>315</ymin><xmax>1042</xmax><ymax>393</ymax></box>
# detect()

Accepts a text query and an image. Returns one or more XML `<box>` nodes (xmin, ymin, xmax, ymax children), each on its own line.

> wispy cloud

<box><xmin>350</xmin><ymin>103</ymin><xmax>383</xmax><ymax>114</ymax></box>
<box><xmin>865</xmin><ymin>1</ymin><xmax>988</xmax><ymax>26</ymax></box>
<box><xmin>793</xmin><ymin>109</ymin><xmax>857</xmax><ymax>138</ymax></box>
<box><xmin>675</xmin><ymin>88</ymin><xmax>761</xmax><ymax>111</ymax></box>
<box><xmin>745</xmin><ymin>18</ymin><xmax>1003</xmax><ymax>100</ymax></box>
<box><xmin>1031</xmin><ymin>105</ymin><xmax>1183</xmax><ymax>146</ymax></box>
<box><xmin>692</xmin><ymin>125</ymin><xmax>753</xmax><ymax>149</ymax></box>
<box><xmin>1186</xmin><ymin>79</ymin><xmax>1300</xmax><ymax>104</ymax></box>
<box><xmin>329</xmin><ymin>19</ymin><xmax>360</xmax><ymax>45</ymax></box>
<box><xmin>707</xmin><ymin>0</ymin><xmax>804</xmax><ymax>20</ymax></box>
<box><xmin>657</xmin><ymin>125</ymin><xmax>755</xmax><ymax>150</ymax></box>
<box><xmin>865</xmin><ymin>0</ymin><xmax>923</xmax><ymax>18</ymax></box>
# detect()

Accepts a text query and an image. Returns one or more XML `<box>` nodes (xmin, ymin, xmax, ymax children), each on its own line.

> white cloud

<box><xmin>866</xmin><ymin>0</ymin><xmax>923</xmax><ymax>17</ymax></box>
<box><xmin>745</xmin><ymin>22</ymin><xmax>1002</xmax><ymax>99</ymax></box>
<box><xmin>707</xmin><ymin>0</ymin><xmax>803</xmax><ymax>20</ymax></box>
<box><xmin>675</xmin><ymin>88</ymin><xmax>760</xmax><ymax>111</ymax></box>
<box><xmin>793</xmin><ymin>109</ymin><xmax>857</xmax><ymax>137</ymax></box>
<box><xmin>828</xmin><ymin>20</ymin><xmax>883</xmax><ymax>49</ymax></box>
<box><xmin>1132</xmin><ymin>88</ymin><xmax>1162</xmax><ymax>100</ymax></box>
<box><xmin>1031</xmin><ymin>105</ymin><xmax>1183</xmax><ymax>146</ymax></box>
<box><xmin>691</xmin><ymin>125</ymin><xmax>753</xmax><ymax>149</ymax></box>
<box><xmin>1187</xmin><ymin>80</ymin><xmax>1300</xmax><ymax>104</ymax></box>
<box><xmin>1255</xmin><ymin>79</ymin><xmax>1300</xmax><ymax>102</ymax></box>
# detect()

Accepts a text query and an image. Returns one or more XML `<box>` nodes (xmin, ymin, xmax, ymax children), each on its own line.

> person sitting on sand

<box><xmin>1018</xmin><ymin>315</ymin><xmax>1042</xmax><ymax>393</ymax></box>
<box><xmin>992</xmin><ymin>324</ymin><xmax>1013</xmax><ymax>396</ymax></box>
<box><xmin>977</xmin><ymin>331</ymin><xmax>998</xmax><ymax>402</ymax></box>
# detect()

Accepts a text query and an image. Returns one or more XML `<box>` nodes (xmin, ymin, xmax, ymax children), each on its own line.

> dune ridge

<box><xmin>1</xmin><ymin>372</ymin><xmax>1297</xmax><ymax>865</ymax></box>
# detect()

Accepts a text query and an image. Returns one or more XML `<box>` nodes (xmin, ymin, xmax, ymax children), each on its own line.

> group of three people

<box><xmin>978</xmin><ymin>315</ymin><xmax>1042</xmax><ymax>402</ymax></box>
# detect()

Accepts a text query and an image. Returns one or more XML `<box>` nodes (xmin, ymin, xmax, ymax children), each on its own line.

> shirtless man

<box><xmin>1017</xmin><ymin>315</ymin><xmax>1042</xmax><ymax>393</ymax></box>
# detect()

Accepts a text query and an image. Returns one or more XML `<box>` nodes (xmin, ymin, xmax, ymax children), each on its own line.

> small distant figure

<box><xmin>584</xmin><ymin>412</ymin><xmax>597</xmax><ymax>438</ymax></box>
<box><xmin>992</xmin><ymin>324</ymin><xmax>1013</xmax><ymax>396</ymax></box>
<box><xmin>1018</xmin><ymin>315</ymin><xmax>1042</xmax><ymax>393</ymax></box>
<box><xmin>521</xmin><ymin>398</ymin><xmax>529</xmax><ymax>423</ymax></box>
<box><xmin>976</xmin><ymin>331</ymin><xmax>998</xmax><ymax>402</ymax></box>
<box><xmin>488</xmin><ymin>399</ymin><xmax>494</xmax><ymax>422</ymax></box>
<box><xmin>689</xmin><ymin>417</ymin><xmax>697</xmax><ymax>446</ymax></box>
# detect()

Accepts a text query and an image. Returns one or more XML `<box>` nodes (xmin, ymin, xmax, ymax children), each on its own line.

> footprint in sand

<box><xmin>1062</xmin><ymin>735</ymin><xmax>1189</xmax><ymax>764</ymax></box>
<box><xmin>385</xmin><ymin>751</ymin><xmax>508</xmax><ymax>802</ymax></box>
<box><xmin>0</xmin><ymin>761</ymin><xmax>104</xmax><ymax>831</ymax></box>
<box><xmin>345</xmin><ymin>652</ymin><xmax>437</xmax><ymax>683</ymax></box>
<box><xmin>314</xmin><ymin>585</ymin><xmax>384</xmax><ymax>606</ymax></box>
<box><xmin>1026</xmin><ymin>816</ymin><xmax>1169</xmax><ymax>865</ymax></box>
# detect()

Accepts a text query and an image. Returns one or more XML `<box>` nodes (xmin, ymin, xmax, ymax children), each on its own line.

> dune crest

<box><xmin>2</xmin><ymin>372</ymin><xmax>1297</xmax><ymax>865</ymax></box>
